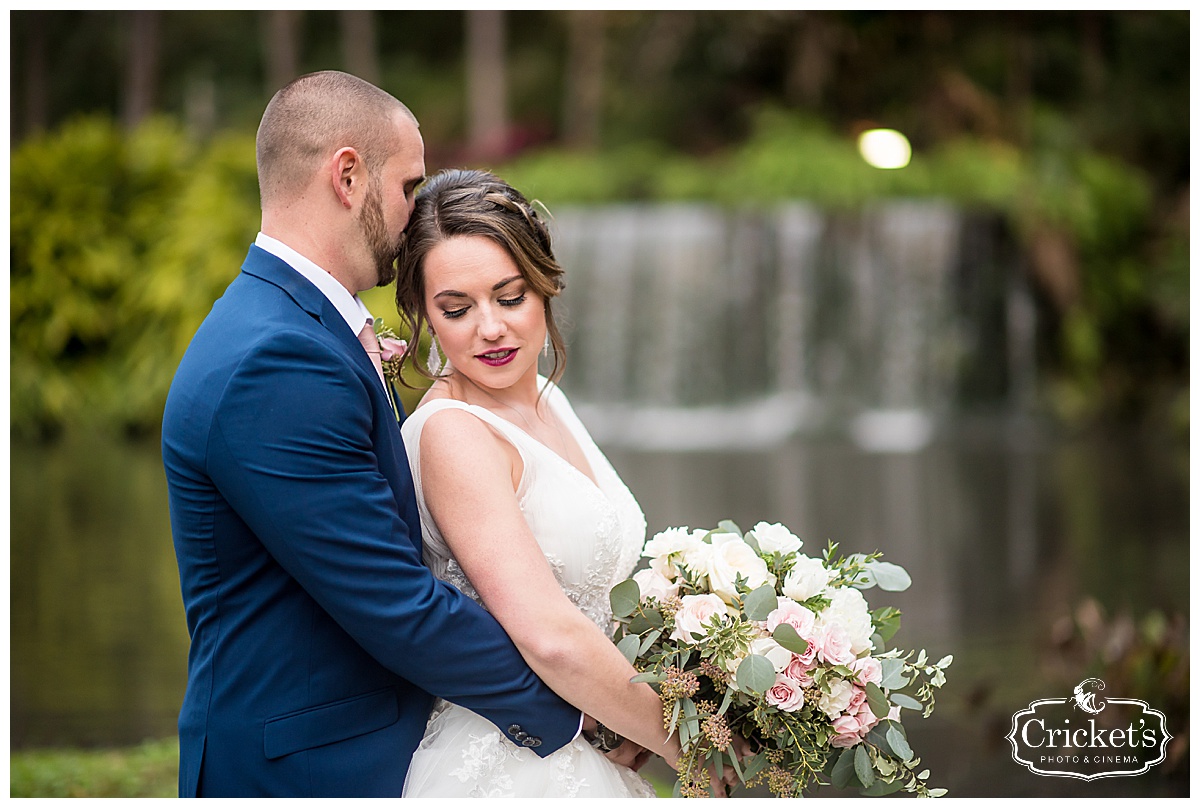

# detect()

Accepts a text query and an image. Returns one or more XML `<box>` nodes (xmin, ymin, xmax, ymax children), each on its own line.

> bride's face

<box><xmin>422</xmin><ymin>234</ymin><xmax>547</xmax><ymax>392</ymax></box>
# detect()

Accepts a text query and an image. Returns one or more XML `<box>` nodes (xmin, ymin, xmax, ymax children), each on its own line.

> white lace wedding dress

<box><xmin>399</xmin><ymin>379</ymin><xmax>657</xmax><ymax>798</ymax></box>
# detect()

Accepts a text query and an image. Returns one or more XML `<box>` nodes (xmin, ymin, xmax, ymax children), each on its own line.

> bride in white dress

<box><xmin>391</xmin><ymin>169</ymin><xmax>728</xmax><ymax>798</ymax></box>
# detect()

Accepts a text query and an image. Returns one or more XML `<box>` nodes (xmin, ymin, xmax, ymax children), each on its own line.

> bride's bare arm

<box><xmin>418</xmin><ymin>409</ymin><xmax>682</xmax><ymax>769</ymax></box>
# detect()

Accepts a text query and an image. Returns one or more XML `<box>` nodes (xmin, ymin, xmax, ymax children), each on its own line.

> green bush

<box><xmin>10</xmin><ymin>118</ymin><xmax>260</xmax><ymax>438</ymax></box>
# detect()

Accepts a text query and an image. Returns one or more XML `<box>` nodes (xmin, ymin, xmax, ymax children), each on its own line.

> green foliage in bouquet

<box><xmin>611</xmin><ymin>520</ymin><xmax>952</xmax><ymax>798</ymax></box>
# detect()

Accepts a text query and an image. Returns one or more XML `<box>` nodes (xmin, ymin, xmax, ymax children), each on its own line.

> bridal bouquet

<box><xmin>610</xmin><ymin>520</ymin><xmax>951</xmax><ymax>797</ymax></box>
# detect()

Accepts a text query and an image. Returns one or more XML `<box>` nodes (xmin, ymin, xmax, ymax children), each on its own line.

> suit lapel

<box><xmin>240</xmin><ymin>245</ymin><xmax>382</xmax><ymax>389</ymax></box>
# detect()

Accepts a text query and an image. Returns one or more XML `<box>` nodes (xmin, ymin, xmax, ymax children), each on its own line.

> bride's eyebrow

<box><xmin>432</xmin><ymin>275</ymin><xmax>523</xmax><ymax>301</ymax></box>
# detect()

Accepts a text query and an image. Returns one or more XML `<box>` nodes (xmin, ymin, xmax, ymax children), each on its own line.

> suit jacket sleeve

<box><xmin>205</xmin><ymin>328</ymin><xmax>580</xmax><ymax>755</ymax></box>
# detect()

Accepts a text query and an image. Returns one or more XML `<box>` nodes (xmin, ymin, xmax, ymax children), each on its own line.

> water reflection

<box><xmin>9</xmin><ymin>423</ymin><xmax>1187</xmax><ymax>796</ymax></box>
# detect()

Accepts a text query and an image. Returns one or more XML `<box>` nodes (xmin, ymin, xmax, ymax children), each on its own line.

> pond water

<box><xmin>9</xmin><ymin>419</ymin><xmax>1188</xmax><ymax>797</ymax></box>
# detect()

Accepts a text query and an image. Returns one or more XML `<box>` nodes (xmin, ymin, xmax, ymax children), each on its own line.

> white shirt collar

<box><xmin>254</xmin><ymin>232</ymin><xmax>373</xmax><ymax>334</ymax></box>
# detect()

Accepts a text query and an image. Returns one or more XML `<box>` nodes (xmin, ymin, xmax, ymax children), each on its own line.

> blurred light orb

<box><xmin>858</xmin><ymin>128</ymin><xmax>911</xmax><ymax>169</ymax></box>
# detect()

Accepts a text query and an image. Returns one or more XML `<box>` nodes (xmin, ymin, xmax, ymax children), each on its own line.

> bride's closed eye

<box><xmin>499</xmin><ymin>293</ymin><xmax>526</xmax><ymax>307</ymax></box>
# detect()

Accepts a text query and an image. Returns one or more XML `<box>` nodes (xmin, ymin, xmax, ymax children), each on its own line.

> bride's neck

<box><xmin>452</xmin><ymin>370</ymin><xmax>544</xmax><ymax>417</ymax></box>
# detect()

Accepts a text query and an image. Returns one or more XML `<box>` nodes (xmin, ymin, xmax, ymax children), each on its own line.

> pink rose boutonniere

<box><xmin>372</xmin><ymin>319</ymin><xmax>408</xmax><ymax>385</ymax></box>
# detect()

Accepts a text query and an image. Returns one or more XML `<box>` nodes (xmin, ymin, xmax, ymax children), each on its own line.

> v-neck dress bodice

<box><xmin>400</xmin><ymin>378</ymin><xmax>646</xmax><ymax>633</ymax></box>
<box><xmin>398</xmin><ymin>378</ymin><xmax>654</xmax><ymax>798</ymax></box>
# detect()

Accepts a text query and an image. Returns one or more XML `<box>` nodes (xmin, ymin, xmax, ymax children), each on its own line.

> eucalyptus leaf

<box><xmin>742</xmin><ymin>585</ymin><xmax>779</xmax><ymax>622</ymax></box>
<box><xmin>645</xmin><ymin>609</ymin><xmax>665</xmax><ymax>628</ymax></box>
<box><xmin>629</xmin><ymin>671</ymin><xmax>664</xmax><ymax>684</ymax></box>
<box><xmin>719</xmin><ymin>685</ymin><xmax>735</xmax><ymax>715</ymax></box>
<box><xmin>627</xmin><ymin>615</ymin><xmax>653</xmax><ymax>635</ymax></box>
<box><xmin>639</xmin><ymin>629</ymin><xmax>662</xmax><ymax>655</ymax></box>
<box><xmin>610</xmin><ymin>579</ymin><xmax>641</xmax><ymax>619</ymax></box>
<box><xmin>854</xmin><ymin>744</ymin><xmax>875</xmax><ymax>787</ymax></box>
<box><xmin>865</xmin><ymin>560</ymin><xmax>912</xmax><ymax>591</ymax></box>
<box><xmin>865</xmin><ymin>682</ymin><xmax>890</xmax><ymax>719</ymax></box>
<box><xmin>887</xmin><ymin>725</ymin><xmax>913</xmax><ymax>761</ymax></box>
<box><xmin>830</xmin><ymin>747</ymin><xmax>857</xmax><ymax>789</ymax></box>
<box><xmin>864</xmin><ymin>722</ymin><xmax>896</xmax><ymax>756</ymax></box>
<box><xmin>742</xmin><ymin>530</ymin><xmax>761</xmax><ymax>553</ymax></box>
<box><xmin>861</xmin><ymin>778</ymin><xmax>904</xmax><ymax>796</ymax></box>
<box><xmin>717</xmin><ymin>519</ymin><xmax>743</xmax><ymax>537</ymax></box>
<box><xmin>889</xmin><ymin>693</ymin><xmax>924</xmax><ymax>711</ymax></box>
<box><xmin>735</xmin><ymin>654</ymin><xmax>776</xmax><ymax>695</ymax></box>
<box><xmin>878</xmin><ymin>658</ymin><xmax>909</xmax><ymax>689</ymax></box>
<box><xmin>741</xmin><ymin>752</ymin><xmax>769</xmax><ymax>783</ymax></box>
<box><xmin>616</xmin><ymin>634</ymin><xmax>641</xmax><ymax>665</ymax></box>
<box><xmin>726</xmin><ymin>747</ymin><xmax>745</xmax><ymax>782</ymax></box>
<box><xmin>771</xmin><ymin>622</ymin><xmax>810</xmax><ymax>654</ymax></box>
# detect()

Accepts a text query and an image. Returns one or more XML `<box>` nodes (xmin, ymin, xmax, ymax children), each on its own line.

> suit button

<box><xmin>508</xmin><ymin>725</ymin><xmax>522</xmax><ymax>735</ymax></box>
<box><xmin>522</xmin><ymin>737</ymin><xmax>541</xmax><ymax>748</ymax></box>
<box><xmin>514</xmin><ymin>731</ymin><xmax>529</xmax><ymax>741</ymax></box>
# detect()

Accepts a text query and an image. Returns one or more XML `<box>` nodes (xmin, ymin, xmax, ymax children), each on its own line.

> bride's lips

<box><xmin>476</xmin><ymin>347</ymin><xmax>518</xmax><ymax>367</ymax></box>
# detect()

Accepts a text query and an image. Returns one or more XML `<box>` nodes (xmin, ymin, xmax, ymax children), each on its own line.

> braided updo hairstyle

<box><xmin>394</xmin><ymin>168</ymin><xmax>567</xmax><ymax>387</ymax></box>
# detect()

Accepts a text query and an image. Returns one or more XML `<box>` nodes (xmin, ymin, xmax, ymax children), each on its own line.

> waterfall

<box><xmin>547</xmin><ymin>202</ymin><xmax>1031</xmax><ymax>452</ymax></box>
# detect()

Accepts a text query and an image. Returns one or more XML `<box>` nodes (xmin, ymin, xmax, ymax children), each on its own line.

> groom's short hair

<box><xmin>256</xmin><ymin>70</ymin><xmax>417</xmax><ymax>207</ymax></box>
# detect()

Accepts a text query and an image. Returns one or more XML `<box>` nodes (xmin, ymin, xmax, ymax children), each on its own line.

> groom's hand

<box><xmin>603</xmin><ymin>740</ymin><xmax>652</xmax><ymax>772</ymax></box>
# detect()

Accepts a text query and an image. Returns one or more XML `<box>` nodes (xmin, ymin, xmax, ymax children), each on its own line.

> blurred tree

<box><xmin>561</xmin><ymin>10</ymin><xmax>606</xmax><ymax>150</ymax></box>
<box><xmin>262</xmin><ymin>10</ymin><xmax>303</xmax><ymax>97</ymax></box>
<box><xmin>121</xmin><ymin>11</ymin><xmax>161</xmax><ymax>131</ymax></box>
<box><xmin>340</xmin><ymin>10</ymin><xmax>380</xmax><ymax>87</ymax></box>
<box><xmin>465</xmin><ymin>9</ymin><xmax>508</xmax><ymax>161</ymax></box>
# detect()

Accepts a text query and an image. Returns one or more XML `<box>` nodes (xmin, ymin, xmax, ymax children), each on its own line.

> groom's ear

<box><xmin>330</xmin><ymin>146</ymin><xmax>364</xmax><ymax>209</ymax></box>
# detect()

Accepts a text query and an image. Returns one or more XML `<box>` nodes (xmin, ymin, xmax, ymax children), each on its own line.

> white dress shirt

<box><xmin>255</xmin><ymin>232</ymin><xmax>375</xmax><ymax>335</ymax></box>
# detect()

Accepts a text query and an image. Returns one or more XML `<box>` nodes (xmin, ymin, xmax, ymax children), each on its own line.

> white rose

<box><xmin>819</xmin><ymin>587</ymin><xmax>874</xmax><ymax>654</ymax></box>
<box><xmin>704</xmin><ymin>533</ymin><xmax>775</xmax><ymax>603</ymax></box>
<box><xmin>642</xmin><ymin>527</ymin><xmax>707</xmax><ymax>581</ymax></box>
<box><xmin>748</xmin><ymin>637</ymin><xmax>794</xmax><ymax>673</ymax></box>
<box><xmin>818</xmin><ymin>677</ymin><xmax>855</xmax><ymax>719</ymax></box>
<box><xmin>641</xmin><ymin>526</ymin><xmax>692</xmax><ymax>561</ymax></box>
<box><xmin>633</xmin><ymin>567</ymin><xmax>679</xmax><ymax>603</ymax></box>
<box><xmin>679</xmin><ymin>529</ymin><xmax>715</xmax><ymax>577</ymax></box>
<box><xmin>782</xmin><ymin>555</ymin><xmax>835</xmax><ymax>602</ymax></box>
<box><xmin>750</xmin><ymin>522</ymin><xmax>803</xmax><ymax>556</ymax></box>
<box><xmin>671</xmin><ymin>594</ymin><xmax>729</xmax><ymax>644</ymax></box>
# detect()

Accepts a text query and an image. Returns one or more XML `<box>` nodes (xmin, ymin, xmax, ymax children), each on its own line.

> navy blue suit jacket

<box><xmin>161</xmin><ymin>245</ymin><xmax>579</xmax><ymax>796</ymax></box>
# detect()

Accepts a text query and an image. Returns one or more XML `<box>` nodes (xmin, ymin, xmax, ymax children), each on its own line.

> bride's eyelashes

<box><xmin>438</xmin><ymin>293</ymin><xmax>527</xmax><ymax>320</ymax></box>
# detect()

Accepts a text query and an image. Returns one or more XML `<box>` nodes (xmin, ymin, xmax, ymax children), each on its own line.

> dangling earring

<box><xmin>542</xmin><ymin>334</ymin><xmax>550</xmax><ymax>358</ymax></box>
<box><xmin>427</xmin><ymin>334</ymin><xmax>443</xmax><ymax>376</ymax></box>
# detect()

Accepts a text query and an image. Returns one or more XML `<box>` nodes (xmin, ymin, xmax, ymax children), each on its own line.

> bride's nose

<box><xmin>477</xmin><ymin>305</ymin><xmax>507</xmax><ymax>341</ymax></box>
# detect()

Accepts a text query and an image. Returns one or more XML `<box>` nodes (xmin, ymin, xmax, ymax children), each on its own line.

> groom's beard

<box><xmin>358</xmin><ymin>183</ymin><xmax>401</xmax><ymax>288</ymax></box>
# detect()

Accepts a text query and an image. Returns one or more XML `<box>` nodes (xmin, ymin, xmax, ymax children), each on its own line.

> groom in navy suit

<box><xmin>161</xmin><ymin>71</ymin><xmax>581</xmax><ymax>797</ymax></box>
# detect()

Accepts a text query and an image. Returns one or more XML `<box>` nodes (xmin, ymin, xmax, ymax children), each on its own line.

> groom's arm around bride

<box><xmin>161</xmin><ymin>71</ymin><xmax>580</xmax><ymax>798</ymax></box>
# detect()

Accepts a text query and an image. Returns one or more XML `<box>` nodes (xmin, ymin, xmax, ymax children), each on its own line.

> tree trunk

<box><xmin>263</xmin><ymin>10</ymin><xmax>303</xmax><ymax>95</ymax></box>
<box><xmin>562</xmin><ymin>10</ymin><xmax>606</xmax><ymax>149</ymax></box>
<box><xmin>465</xmin><ymin>10</ymin><xmax>508</xmax><ymax>161</ymax></box>
<box><xmin>19</xmin><ymin>12</ymin><xmax>50</xmax><ymax>142</ymax></box>
<box><xmin>340</xmin><ymin>10</ymin><xmax>380</xmax><ymax>86</ymax></box>
<box><xmin>121</xmin><ymin>10</ymin><xmax>160</xmax><ymax>131</ymax></box>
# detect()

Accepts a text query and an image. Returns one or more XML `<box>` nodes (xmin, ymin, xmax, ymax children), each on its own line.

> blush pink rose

<box><xmin>855</xmin><ymin>700</ymin><xmax>882</xmax><ymax>734</ymax></box>
<box><xmin>671</xmin><ymin>594</ymin><xmax>728</xmax><ymax>644</ymax></box>
<box><xmin>765</xmin><ymin>675</ymin><xmax>806</xmax><ymax>712</ymax></box>
<box><xmin>378</xmin><ymin>337</ymin><xmax>407</xmax><ymax>361</ymax></box>
<box><xmin>784</xmin><ymin>654</ymin><xmax>817</xmax><ymax>687</ymax></box>
<box><xmin>829</xmin><ymin>714</ymin><xmax>865</xmax><ymax>748</ymax></box>
<box><xmin>848</xmin><ymin>656</ymin><xmax>883</xmax><ymax>686</ymax></box>
<box><xmin>815</xmin><ymin>624</ymin><xmax>857</xmax><ymax>667</ymax></box>
<box><xmin>766</xmin><ymin>598</ymin><xmax>816</xmax><ymax>638</ymax></box>
<box><xmin>846</xmin><ymin>685</ymin><xmax>868</xmax><ymax>714</ymax></box>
